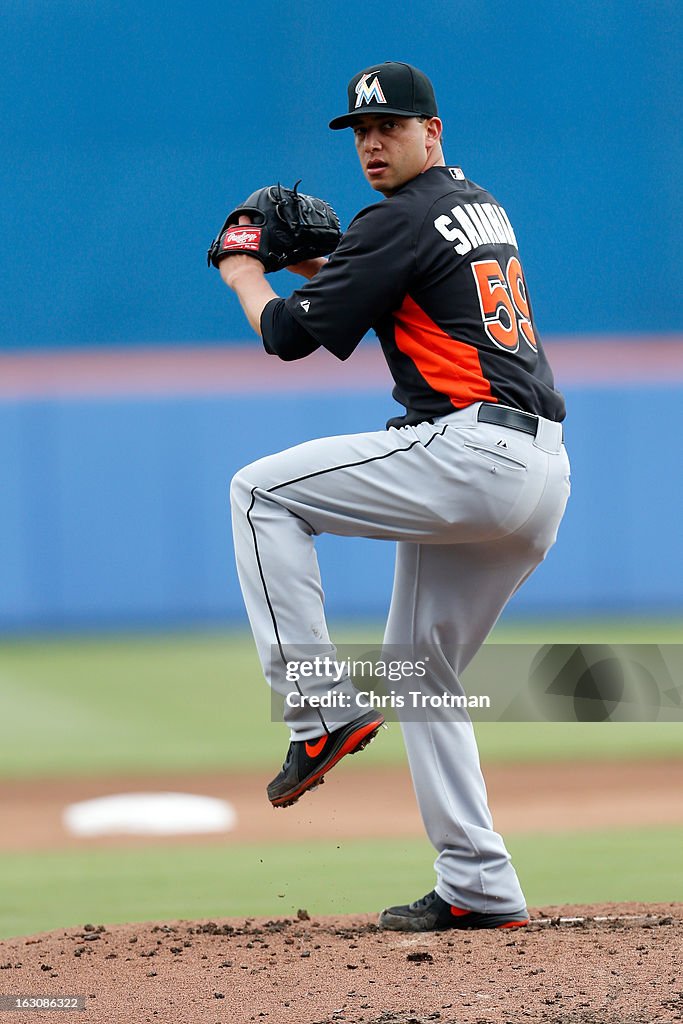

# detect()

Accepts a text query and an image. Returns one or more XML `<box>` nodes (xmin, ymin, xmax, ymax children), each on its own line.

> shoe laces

<box><xmin>411</xmin><ymin>890</ymin><xmax>437</xmax><ymax>910</ymax></box>
<box><xmin>280</xmin><ymin>744</ymin><xmax>295</xmax><ymax>772</ymax></box>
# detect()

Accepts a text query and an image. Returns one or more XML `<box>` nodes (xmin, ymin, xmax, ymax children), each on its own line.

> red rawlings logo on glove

<box><xmin>221</xmin><ymin>227</ymin><xmax>262</xmax><ymax>252</ymax></box>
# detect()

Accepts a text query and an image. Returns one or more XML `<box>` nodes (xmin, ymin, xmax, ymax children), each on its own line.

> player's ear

<box><xmin>424</xmin><ymin>117</ymin><xmax>443</xmax><ymax>145</ymax></box>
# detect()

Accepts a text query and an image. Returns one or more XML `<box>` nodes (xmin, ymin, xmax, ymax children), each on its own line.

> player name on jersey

<box><xmin>434</xmin><ymin>202</ymin><xmax>518</xmax><ymax>255</ymax></box>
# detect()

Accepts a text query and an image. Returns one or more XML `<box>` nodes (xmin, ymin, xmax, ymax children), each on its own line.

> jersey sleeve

<box><xmin>284</xmin><ymin>200</ymin><xmax>416</xmax><ymax>360</ymax></box>
<box><xmin>260</xmin><ymin>297</ymin><xmax>320</xmax><ymax>361</ymax></box>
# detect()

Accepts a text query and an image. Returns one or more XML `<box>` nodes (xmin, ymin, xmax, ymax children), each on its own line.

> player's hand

<box><xmin>207</xmin><ymin>183</ymin><xmax>341</xmax><ymax>275</ymax></box>
<box><xmin>286</xmin><ymin>256</ymin><xmax>328</xmax><ymax>280</ymax></box>
<box><xmin>218</xmin><ymin>216</ymin><xmax>266</xmax><ymax>290</ymax></box>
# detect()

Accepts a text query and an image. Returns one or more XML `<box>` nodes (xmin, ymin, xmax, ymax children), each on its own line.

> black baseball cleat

<box><xmin>267</xmin><ymin>710</ymin><xmax>385</xmax><ymax>808</ymax></box>
<box><xmin>378</xmin><ymin>890</ymin><xmax>530</xmax><ymax>931</ymax></box>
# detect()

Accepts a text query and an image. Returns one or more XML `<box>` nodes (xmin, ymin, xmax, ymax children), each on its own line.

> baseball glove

<box><xmin>207</xmin><ymin>181</ymin><xmax>341</xmax><ymax>273</ymax></box>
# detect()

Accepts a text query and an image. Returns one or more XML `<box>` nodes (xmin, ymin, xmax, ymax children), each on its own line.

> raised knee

<box><xmin>230</xmin><ymin>466</ymin><xmax>257</xmax><ymax>514</ymax></box>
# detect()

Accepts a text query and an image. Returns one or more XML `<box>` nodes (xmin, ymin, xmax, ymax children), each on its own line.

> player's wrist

<box><xmin>219</xmin><ymin>255</ymin><xmax>266</xmax><ymax>290</ymax></box>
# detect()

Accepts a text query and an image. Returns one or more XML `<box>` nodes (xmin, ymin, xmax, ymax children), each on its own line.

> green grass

<box><xmin>0</xmin><ymin>631</ymin><xmax>274</xmax><ymax>777</ymax></box>
<box><xmin>511</xmin><ymin>827</ymin><xmax>683</xmax><ymax>906</ymax></box>
<box><xmin>1</xmin><ymin>624</ymin><xmax>678</xmax><ymax>942</ymax></box>
<box><xmin>0</xmin><ymin>623</ymin><xmax>681</xmax><ymax>778</ymax></box>
<box><xmin>0</xmin><ymin>826</ymin><xmax>681</xmax><ymax>939</ymax></box>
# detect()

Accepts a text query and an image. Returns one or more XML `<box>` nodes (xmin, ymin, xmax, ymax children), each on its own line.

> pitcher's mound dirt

<box><xmin>1</xmin><ymin>903</ymin><xmax>681</xmax><ymax>1024</ymax></box>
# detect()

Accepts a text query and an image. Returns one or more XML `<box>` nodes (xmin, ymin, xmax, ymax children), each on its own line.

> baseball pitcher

<box><xmin>208</xmin><ymin>61</ymin><xmax>570</xmax><ymax>932</ymax></box>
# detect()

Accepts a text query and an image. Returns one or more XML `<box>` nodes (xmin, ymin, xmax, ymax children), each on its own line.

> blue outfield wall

<box><xmin>0</xmin><ymin>385</ymin><xmax>681</xmax><ymax>632</ymax></box>
<box><xmin>2</xmin><ymin>2</ymin><xmax>682</xmax><ymax>349</ymax></box>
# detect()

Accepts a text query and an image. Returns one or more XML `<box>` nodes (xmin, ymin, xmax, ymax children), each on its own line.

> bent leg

<box><xmin>230</xmin><ymin>420</ymin><xmax>510</xmax><ymax>738</ymax></box>
<box><xmin>230</xmin><ymin>426</ymin><xmax>442</xmax><ymax>738</ymax></box>
<box><xmin>231</xmin><ymin>412</ymin><xmax>568</xmax><ymax>753</ymax></box>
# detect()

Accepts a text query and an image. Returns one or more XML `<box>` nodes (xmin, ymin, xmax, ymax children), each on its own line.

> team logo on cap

<box><xmin>354</xmin><ymin>73</ymin><xmax>387</xmax><ymax>109</ymax></box>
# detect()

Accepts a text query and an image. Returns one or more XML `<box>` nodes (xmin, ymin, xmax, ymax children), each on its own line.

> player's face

<box><xmin>352</xmin><ymin>114</ymin><xmax>443</xmax><ymax>196</ymax></box>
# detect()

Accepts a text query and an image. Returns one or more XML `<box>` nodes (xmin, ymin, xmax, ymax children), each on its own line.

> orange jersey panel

<box><xmin>393</xmin><ymin>294</ymin><xmax>496</xmax><ymax>408</ymax></box>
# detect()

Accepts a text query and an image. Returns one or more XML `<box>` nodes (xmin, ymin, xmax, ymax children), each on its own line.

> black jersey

<box><xmin>282</xmin><ymin>166</ymin><xmax>565</xmax><ymax>425</ymax></box>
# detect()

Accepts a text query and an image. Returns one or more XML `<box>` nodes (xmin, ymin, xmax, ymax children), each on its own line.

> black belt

<box><xmin>477</xmin><ymin>404</ymin><xmax>540</xmax><ymax>436</ymax></box>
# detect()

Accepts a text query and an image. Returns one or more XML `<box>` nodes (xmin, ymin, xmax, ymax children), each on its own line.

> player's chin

<box><xmin>366</xmin><ymin>174</ymin><xmax>394</xmax><ymax>196</ymax></box>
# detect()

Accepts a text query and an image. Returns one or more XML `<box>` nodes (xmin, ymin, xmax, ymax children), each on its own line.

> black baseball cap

<box><xmin>329</xmin><ymin>61</ymin><xmax>438</xmax><ymax>130</ymax></box>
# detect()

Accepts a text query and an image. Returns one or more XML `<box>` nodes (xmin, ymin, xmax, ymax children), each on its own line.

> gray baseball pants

<box><xmin>230</xmin><ymin>401</ymin><xmax>570</xmax><ymax>913</ymax></box>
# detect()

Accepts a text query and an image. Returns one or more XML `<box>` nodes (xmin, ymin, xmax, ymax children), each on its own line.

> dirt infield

<box><xmin>1</xmin><ymin>761</ymin><xmax>682</xmax><ymax>1021</ymax></box>
<box><xmin>0</xmin><ymin>904</ymin><xmax>681</xmax><ymax>1024</ymax></box>
<box><xmin>2</xmin><ymin>758</ymin><xmax>683</xmax><ymax>851</ymax></box>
